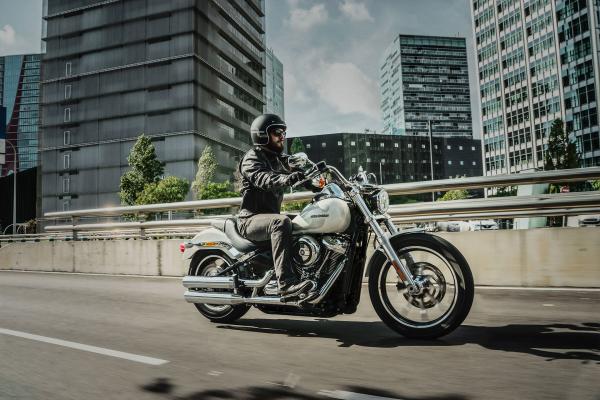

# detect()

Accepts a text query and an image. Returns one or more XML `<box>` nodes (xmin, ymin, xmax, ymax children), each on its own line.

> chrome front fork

<box><xmin>350</xmin><ymin>190</ymin><xmax>422</xmax><ymax>295</ymax></box>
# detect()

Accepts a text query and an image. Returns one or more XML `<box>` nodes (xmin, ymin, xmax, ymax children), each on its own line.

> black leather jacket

<box><xmin>238</xmin><ymin>146</ymin><xmax>293</xmax><ymax>217</ymax></box>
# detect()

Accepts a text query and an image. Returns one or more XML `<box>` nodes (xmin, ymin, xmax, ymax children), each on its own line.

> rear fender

<box><xmin>182</xmin><ymin>227</ymin><xmax>241</xmax><ymax>261</ymax></box>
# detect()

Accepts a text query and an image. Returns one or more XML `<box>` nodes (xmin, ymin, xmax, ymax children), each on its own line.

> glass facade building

<box><xmin>287</xmin><ymin>133</ymin><xmax>482</xmax><ymax>186</ymax></box>
<box><xmin>0</xmin><ymin>54</ymin><xmax>42</xmax><ymax>176</ymax></box>
<box><xmin>41</xmin><ymin>0</ymin><xmax>265</xmax><ymax>213</ymax></box>
<box><xmin>265</xmin><ymin>48</ymin><xmax>284</xmax><ymax>118</ymax></box>
<box><xmin>472</xmin><ymin>0</ymin><xmax>600</xmax><ymax>176</ymax></box>
<box><xmin>380</xmin><ymin>35</ymin><xmax>473</xmax><ymax>138</ymax></box>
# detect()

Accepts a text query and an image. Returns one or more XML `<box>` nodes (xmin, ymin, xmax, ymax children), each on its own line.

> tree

<box><xmin>197</xmin><ymin>181</ymin><xmax>239</xmax><ymax>215</ymax></box>
<box><xmin>289</xmin><ymin>137</ymin><xmax>306</xmax><ymax>154</ymax></box>
<box><xmin>437</xmin><ymin>189</ymin><xmax>469</xmax><ymax>201</ymax></box>
<box><xmin>545</xmin><ymin>119</ymin><xmax>580</xmax><ymax>171</ymax></box>
<box><xmin>192</xmin><ymin>146</ymin><xmax>218</xmax><ymax>199</ymax></box>
<box><xmin>120</xmin><ymin>135</ymin><xmax>164</xmax><ymax>205</ymax></box>
<box><xmin>135</xmin><ymin>176</ymin><xmax>190</xmax><ymax>205</ymax></box>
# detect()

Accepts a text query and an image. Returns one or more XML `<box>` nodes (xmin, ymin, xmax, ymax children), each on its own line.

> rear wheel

<box><xmin>189</xmin><ymin>254</ymin><xmax>250</xmax><ymax>323</ymax></box>
<box><xmin>368</xmin><ymin>233</ymin><xmax>474</xmax><ymax>339</ymax></box>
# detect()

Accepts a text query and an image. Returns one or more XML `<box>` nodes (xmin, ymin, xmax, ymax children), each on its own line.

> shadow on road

<box><xmin>140</xmin><ymin>378</ymin><xmax>469</xmax><ymax>399</ymax></box>
<box><xmin>217</xmin><ymin>319</ymin><xmax>600</xmax><ymax>362</ymax></box>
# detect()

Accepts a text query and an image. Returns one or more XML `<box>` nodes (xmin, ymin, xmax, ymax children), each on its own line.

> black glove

<box><xmin>286</xmin><ymin>171</ymin><xmax>306</xmax><ymax>186</ymax></box>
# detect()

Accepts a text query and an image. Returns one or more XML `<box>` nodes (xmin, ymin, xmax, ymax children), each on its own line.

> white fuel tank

<box><xmin>292</xmin><ymin>198</ymin><xmax>351</xmax><ymax>234</ymax></box>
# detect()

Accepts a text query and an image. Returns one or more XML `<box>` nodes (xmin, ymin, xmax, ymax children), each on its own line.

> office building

<box><xmin>472</xmin><ymin>0</ymin><xmax>600</xmax><ymax>176</ymax></box>
<box><xmin>265</xmin><ymin>48</ymin><xmax>284</xmax><ymax>117</ymax></box>
<box><xmin>380</xmin><ymin>35</ymin><xmax>473</xmax><ymax>137</ymax></box>
<box><xmin>41</xmin><ymin>0</ymin><xmax>265</xmax><ymax>213</ymax></box>
<box><xmin>287</xmin><ymin>132</ymin><xmax>482</xmax><ymax>185</ymax></box>
<box><xmin>0</xmin><ymin>54</ymin><xmax>42</xmax><ymax>176</ymax></box>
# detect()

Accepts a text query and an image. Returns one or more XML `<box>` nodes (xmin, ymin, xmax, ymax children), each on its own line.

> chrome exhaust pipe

<box><xmin>182</xmin><ymin>271</ymin><xmax>274</xmax><ymax>290</ymax></box>
<box><xmin>184</xmin><ymin>290</ymin><xmax>298</xmax><ymax>306</ymax></box>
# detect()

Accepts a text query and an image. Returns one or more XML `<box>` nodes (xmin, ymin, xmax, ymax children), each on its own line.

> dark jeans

<box><xmin>237</xmin><ymin>214</ymin><xmax>296</xmax><ymax>289</ymax></box>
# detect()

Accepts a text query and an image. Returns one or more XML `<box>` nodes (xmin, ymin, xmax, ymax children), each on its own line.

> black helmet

<box><xmin>250</xmin><ymin>114</ymin><xmax>286</xmax><ymax>145</ymax></box>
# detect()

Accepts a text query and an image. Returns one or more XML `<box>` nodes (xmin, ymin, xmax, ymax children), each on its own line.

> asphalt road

<box><xmin>0</xmin><ymin>271</ymin><xmax>598</xmax><ymax>400</ymax></box>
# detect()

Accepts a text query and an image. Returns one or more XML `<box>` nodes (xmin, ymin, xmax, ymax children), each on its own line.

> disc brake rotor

<box><xmin>397</xmin><ymin>262</ymin><xmax>447</xmax><ymax>308</ymax></box>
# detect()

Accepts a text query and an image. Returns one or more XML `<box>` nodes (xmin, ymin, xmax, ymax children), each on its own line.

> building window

<box><xmin>395</xmin><ymin>159</ymin><xmax>399</xmax><ymax>163</ymax></box>
<box><xmin>65</xmin><ymin>84</ymin><xmax>72</xmax><ymax>99</ymax></box>
<box><xmin>65</xmin><ymin>62</ymin><xmax>72</xmax><ymax>77</ymax></box>
<box><xmin>472</xmin><ymin>146</ymin><xmax>476</xmax><ymax>151</ymax></box>
<box><xmin>322</xmin><ymin>142</ymin><xmax>326</xmax><ymax>147</ymax></box>
<box><xmin>472</xmin><ymin>161</ymin><xmax>477</xmax><ymax>165</ymax></box>
<box><xmin>62</xmin><ymin>177</ymin><xmax>70</xmax><ymax>193</ymax></box>
<box><xmin>421</xmin><ymin>144</ymin><xmax>426</xmax><ymax>149</ymax></box>
<box><xmin>447</xmin><ymin>145</ymin><xmax>452</xmax><ymax>150</ymax></box>
<box><xmin>63</xmin><ymin>153</ymin><xmax>70</xmax><ymax>169</ymax></box>
<box><xmin>306</xmin><ymin>144</ymin><xmax>311</xmax><ymax>149</ymax></box>
<box><xmin>351</xmin><ymin>157</ymin><xmax>356</xmax><ymax>162</ymax></box>
<box><xmin>434</xmin><ymin>145</ymin><xmax>438</xmax><ymax>149</ymax></box>
<box><xmin>367</xmin><ymin>158</ymin><xmax>371</xmax><ymax>162</ymax></box>
<box><xmin>408</xmin><ymin>143</ymin><xmax>412</xmax><ymax>148</ymax></box>
<box><xmin>63</xmin><ymin>130</ymin><xmax>71</xmax><ymax>145</ymax></box>
<box><xmin>338</xmin><ymin>141</ymin><xmax>342</xmax><ymax>146</ymax></box>
<box><xmin>64</xmin><ymin>108</ymin><xmax>71</xmax><ymax>122</ymax></box>
<box><xmin>381</xmin><ymin>159</ymin><xmax>386</xmax><ymax>163</ymax></box>
<box><xmin>423</xmin><ymin>175</ymin><xmax>428</xmax><ymax>179</ymax></box>
<box><xmin>410</xmin><ymin>175</ymin><xmax>414</xmax><ymax>180</ymax></box>
<box><xmin>366</xmin><ymin>142</ymin><xmax>370</xmax><ymax>146</ymax></box>
<box><xmin>422</xmin><ymin>159</ymin><xmax>427</xmax><ymax>164</ymax></box>
<box><xmin>62</xmin><ymin>200</ymin><xmax>70</xmax><ymax>211</ymax></box>
<box><xmin>448</xmin><ymin>160</ymin><xmax>453</xmax><ymax>165</ymax></box>
<box><xmin>409</xmin><ymin>159</ymin><xmax>413</xmax><ymax>164</ymax></box>
<box><xmin>380</xmin><ymin>142</ymin><xmax>385</xmax><ymax>147</ymax></box>
<box><xmin>460</xmin><ymin>160</ymin><xmax>464</xmax><ymax>165</ymax></box>
<box><xmin>459</xmin><ymin>145</ymin><xmax>463</xmax><ymax>150</ymax></box>
<box><xmin>394</xmin><ymin>143</ymin><xmax>399</xmax><ymax>147</ymax></box>
<box><xmin>435</xmin><ymin>160</ymin><xmax>439</xmax><ymax>165</ymax></box>
<box><xmin>351</xmin><ymin>141</ymin><xmax>356</xmax><ymax>146</ymax></box>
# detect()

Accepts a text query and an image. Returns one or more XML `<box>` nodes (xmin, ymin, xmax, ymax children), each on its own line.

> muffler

<box><xmin>184</xmin><ymin>290</ymin><xmax>296</xmax><ymax>306</ymax></box>
<box><xmin>182</xmin><ymin>271</ymin><xmax>274</xmax><ymax>290</ymax></box>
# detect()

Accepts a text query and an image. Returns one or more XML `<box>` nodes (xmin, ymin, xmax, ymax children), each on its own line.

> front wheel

<box><xmin>368</xmin><ymin>233</ymin><xmax>474</xmax><ymax>339</ymax></box>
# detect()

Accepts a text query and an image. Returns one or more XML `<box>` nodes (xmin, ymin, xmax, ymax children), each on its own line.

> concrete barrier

<box><xmin>1</xmin><ymin>228</ymin><xmax>599</xmax><ymax>287</ymax></box>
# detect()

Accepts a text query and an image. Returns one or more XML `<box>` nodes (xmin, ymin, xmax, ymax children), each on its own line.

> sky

<box><xmin>0</xmin><ymin>0</ymin><xmax>481</xmax><ymax>139</ymax></box>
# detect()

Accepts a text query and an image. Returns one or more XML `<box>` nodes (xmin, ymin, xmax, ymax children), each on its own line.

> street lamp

<box><xmin>428</xmin><ymin>120</ymin><xmax>435</xmax><ymax>202</ymax></box>
<box><xmin>3</xmin><ymin>139</ymin><xmax>17</xmax><ymax>234</ymax></box>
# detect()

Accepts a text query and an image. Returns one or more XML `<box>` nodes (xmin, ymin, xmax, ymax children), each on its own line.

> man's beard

<box><xmin>266</xmin><ymin>141</ymin><xmax>284</xmax><ymax>153</ymax></box>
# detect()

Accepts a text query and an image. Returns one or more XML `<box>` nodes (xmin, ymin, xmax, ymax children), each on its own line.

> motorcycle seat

<box><xmin>218</xmin><ymin>218</ymin><xmax>269</xmax><ymax>253</ymax></box>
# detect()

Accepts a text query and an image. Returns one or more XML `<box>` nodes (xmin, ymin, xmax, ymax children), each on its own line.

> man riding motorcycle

<box><xmin>237</xmin><ymin>114</ymin><xmax>314</xmax><ymax>298</ymax></box>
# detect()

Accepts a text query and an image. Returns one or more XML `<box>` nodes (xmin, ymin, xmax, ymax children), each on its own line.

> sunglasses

<box><xmin>270</xmin><ymin>128</ymin><xmax>287</xmax><ymax>137</ymax></box>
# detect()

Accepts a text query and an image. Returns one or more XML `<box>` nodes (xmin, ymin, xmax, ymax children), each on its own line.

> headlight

<box><xmin>374</xmin><ymin>189</ymin><xmax>389</xmax><ymax>214</ymax></box>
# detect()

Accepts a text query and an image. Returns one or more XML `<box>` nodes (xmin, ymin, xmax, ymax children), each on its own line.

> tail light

<box><xmin>179</xmin><ymin>243</ymin><xmax>186</xmax><ymax>253</ymax></box>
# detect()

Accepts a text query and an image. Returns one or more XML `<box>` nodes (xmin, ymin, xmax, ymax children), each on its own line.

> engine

<box><xmin>291</xmin><ymin>235</ymin><xmax>349</xmax><ymax>280</ymax></box>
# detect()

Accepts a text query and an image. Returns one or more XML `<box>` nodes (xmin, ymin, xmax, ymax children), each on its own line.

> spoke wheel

<box><xmin>190</xmin><ymin>254</ymin><xmax>250</xmax><ymax>323</ymax></box>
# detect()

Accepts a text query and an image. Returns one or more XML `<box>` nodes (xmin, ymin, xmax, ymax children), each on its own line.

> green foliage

<box><xmin>192</xmin><ymin>146</ymin><xmax>218</xmax><ymax>199</ymax></box>
<box><xmin>544</xmin><ymin>119</ymin><xmax>580</xmax><ymax>171</ymax></box>
<box><xmin>120</xmin><ymin>134</ymin><xmax>189</xmax><ymax>208</ymax></box>
<box><xmin>126</xmin><ymin>135</ymin><xmax>164</xmax><ymax>182</ymax></box>
<box><xmin>489</xmin><ymin>186</ymin><xmax>517</xmax><ymax>198</ymax></box>
<box><xmin>289</xmin><ymin>137</ymin><xmax>306</xmax><ymax>154</ymax></box>
<box><xmin>196</xmin><ymin>181</ymin><xmax>239</xmax><ymax>215</ymax></box>
<box><xmin>438</xmin><ymin>189</ymin><xmax>469</xmax><ymax>201</ymax></box>
<box><xmin>281</xmin><ymin>201</ymin><xmax>309</xmax><ymax>212</ymax></box>
<box><xmin>591</xmin><ymin>180</ymin><xmax>600</xmax><ymax>191</ymax></box>
<box><xmin>135</xmin><ymin>176</ymin><xmax>190</xmax><ymax>205</ymax></box>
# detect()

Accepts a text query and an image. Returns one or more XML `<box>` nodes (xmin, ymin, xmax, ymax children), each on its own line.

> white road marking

<box><xmin>207</xmin><ymin>370</ymin><xmax>223</xmax><ymax>376</ymax></box>
<box><xmin>543</xmin><ymin>304</ymin><xmax>555</xmax><ymax>307</ymax></box>
<box><xmin>0</xmin><ymin>328</ymin><xmax>169</xmax><ymax>366</ymax></box>
<box><xmin>319</xmin><ymin>390</ymin><xmax>403</xmax><ymax>400</ymax></box>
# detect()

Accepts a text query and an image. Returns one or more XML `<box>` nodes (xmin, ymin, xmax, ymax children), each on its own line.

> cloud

<box><xmin>0</xmin><ymin>25</ymin><xmax>16</xmax><ymax>46</ymax></box>
<box><xmin>310</xmin><ymin>62</ymin><xmax>380</xmax><ymax>119</ymax></box>
<box><xmin>339</xmin><ymin>0</ymin><xmax>373</xmax><ymax>22</ymax></box>
<box><xmin>285</xmin><ymin>3</ymin><xmax>328</xmax><ymax>31</ymax></box>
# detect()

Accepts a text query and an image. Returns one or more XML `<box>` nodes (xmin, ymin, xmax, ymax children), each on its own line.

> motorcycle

<box><xmin>181</xmin><ymin>153</ymin><xmax>474</xmax><ymax>339</ymax></box>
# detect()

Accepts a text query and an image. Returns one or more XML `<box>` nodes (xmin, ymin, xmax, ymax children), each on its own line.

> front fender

<box><xmin>365</xmin><ymin>231</ymin><xmax>453</xmax><ymax>276</ymax></box>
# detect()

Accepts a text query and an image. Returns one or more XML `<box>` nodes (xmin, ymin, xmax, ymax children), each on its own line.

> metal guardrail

<box><xmin>34</xmin><ymin>166</ymin><xmax>600</xmax><ymax>238</ymax></box>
